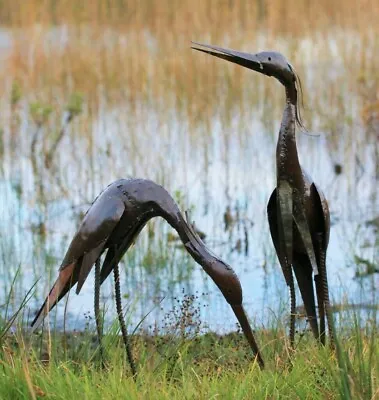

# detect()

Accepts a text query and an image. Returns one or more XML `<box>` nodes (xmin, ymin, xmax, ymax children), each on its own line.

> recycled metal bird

<box><xmin>191</xmin><ymin>42</ymin><xmax>334</xmax><ymax>349</ymax></box>
<box><xmin>31</xmin><ymin>178</ymin><xmax>264</xmax><ymax>371</ymax></box>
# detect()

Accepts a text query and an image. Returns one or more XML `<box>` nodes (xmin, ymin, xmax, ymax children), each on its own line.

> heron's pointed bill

<box><xmin>231</xmin><ymin>304</ymin><xmax>264</xmax><ymax>368</ymax></box>
<box><xmin>191</xmin><ymin>42</ymin><xmax>263</xmax><ymax>73</ymax></box>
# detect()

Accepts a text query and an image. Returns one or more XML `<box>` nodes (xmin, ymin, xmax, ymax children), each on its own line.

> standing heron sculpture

<box><xmin>192</xmin><ymin>42</ymin><xmax>334</xmax><ymax>349</ymax></box>
<box><xmin>31</xmin><ymin>178</ymin><xmax>264</xmax><ymax>372</ymax></box>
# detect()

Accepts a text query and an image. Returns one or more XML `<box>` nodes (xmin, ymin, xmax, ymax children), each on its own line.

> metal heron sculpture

<box><xmin>192</xmin><ymin>42</ymin><xmax>334</xmax><ymax>349</ymax></box>
<box><xmin>31</xmin><ymin>178</ymin><xmax>264</xmax><ymax>372</ymax></box>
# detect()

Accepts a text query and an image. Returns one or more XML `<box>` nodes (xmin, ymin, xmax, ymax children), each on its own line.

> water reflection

<box><xmin>0</xmin><ymin>42</ymin><xmax>378</xmax><ymax>334</ymax></box>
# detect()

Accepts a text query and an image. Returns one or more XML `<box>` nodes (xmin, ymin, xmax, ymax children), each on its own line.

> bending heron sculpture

<box><xmin>192</xmin><ymin>42</ymin><xmax>334</xmax><ymax>349</ymax></box>
<box><xmin>31</xmin><ymin>178</ymin><xmax>264</xmax><ymax>371</ymax></box>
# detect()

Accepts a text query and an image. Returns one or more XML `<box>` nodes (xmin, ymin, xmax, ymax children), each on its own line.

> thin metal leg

<box><xmin>319</xmin><ymin>245</ymin><xmax>335</xmax><ymax>349</ymax></box>
<box><xmin>315</xmin><ymin>233</ymin><xmax>326</xmax><ymax>345</ymax></box>
<box><xmin>316</xmin><ymin>234</ymin><xmax>335</xmax><ymax>349</ymax></box>
<box><xmin>279</xmin><ymin>257</ymin><xmax>296</xmax><ymax>350</ymax></box>
<box><xmin>315</xmin><ymin>274</ymin><xmax>326</xmax><ymax>345</ymax></box>
<box><xmin>94</xmin><ymin>257</ymin><xmax>105</xmax><ymax>367</ymax></box>
<box><xmin>277</xmin><ymin>192</ymin><xmax>296</xmax><ymax>351</ymax></box>
<box><xmin>113</xmin><ymin>264</ymin><xmax>137</xmax><ymax>377</ymax></box>
<box><xmin>287</xmin><ymin>264</ymin><xmax>296</xmax><ymax>350</ymax></box>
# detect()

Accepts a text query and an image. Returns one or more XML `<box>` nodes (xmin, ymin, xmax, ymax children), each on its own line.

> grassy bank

<box><xmin>0</xmin><ymin>318</ymin><xmax>378</xmax><ymax>399</ymax></box>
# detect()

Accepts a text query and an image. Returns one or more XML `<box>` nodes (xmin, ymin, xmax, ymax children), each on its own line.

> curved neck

<box><xmin>276</xmin><ymin>87</ymin><xmax>301</xmax><ymax>181</ymax></box>
<box><xmin>161</xmin><ymin>209</ymin><xmax>219</xmax><ymax>277</ymax></box>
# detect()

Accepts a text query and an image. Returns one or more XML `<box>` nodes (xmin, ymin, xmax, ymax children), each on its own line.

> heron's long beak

<box><xmin>231</xmin><ymin>304</ymin><xmax>264</xmax><ymax>368</ymax></box>
<box><xmin>191</xmin><ymin>42</ymin><xmax>263</xmax><ymax>73</ymax></box>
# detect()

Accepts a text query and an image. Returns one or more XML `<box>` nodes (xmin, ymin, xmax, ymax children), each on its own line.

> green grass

<box><xmin>0</xmin><ymin>312</ymin><xmax>378</xmax><ymax>399</ymax></box>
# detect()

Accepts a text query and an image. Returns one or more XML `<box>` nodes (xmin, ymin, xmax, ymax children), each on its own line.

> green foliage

<box><xmin>0</xmin><ymin>310</ymin><xmax>378</xmax><ymax>399</ymax></box>
<box><xmin>10</xmin><ymin>80</ymin><xmax>22</xmax><ymax>107</ymax></box>
<box><xmin>0</xmin><ymin>268</ymin><xmax>37</xmax><ymax>345</ymax></box>
<box><xmin>66</xmin><ymin>92</ymin><xmax>84</xmax><ymax>118</ymax></box>
<box><xmin>29</xmin><ymin>101</ymin><xmax>53</xmax><ymax>126</ymax></box>
<box><xmin>354</xmin><ymin>255</ymin><xmax>379</xmax><ymax>277</ymax></box>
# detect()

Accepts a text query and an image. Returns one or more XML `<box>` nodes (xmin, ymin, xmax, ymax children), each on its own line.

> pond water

<box><xmin>0</xmin><ymin>29</ymin><xmax>378</xmax><ymax>334</ymax></box>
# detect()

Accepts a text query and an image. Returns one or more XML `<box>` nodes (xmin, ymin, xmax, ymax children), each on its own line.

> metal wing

<box><xmin>267</xmin><ymin>188</ymin><xmax>280</xmax><ymax>256</ymax></box>
<box><xmin>311</xmin><ymin>183</ymin><xmax>330</xmax><ymax>248</ymax></box>
<box><xmin>267</xmin><ymin>187</ymin><xmax>291</xmax><ymax>269</ymax></box>
<box><xmin>63</xmin><ymin>193</ymin><xmax>125</xmax><ymax>268</ymax></box>
<box><xmin>267</xmin><ymin>188</ymin><xmax>295</xmax><ymax>286</ymax></box>
<box><xmin>268</xmin><ymin>187</ymin><xmax>319</xmax><ymax>340</ymax></box>
<box><xmin>310</xmin><ymin>182</ymin><xmax>333</xmax><ymax>344</ymax></box>
<box><xmin>31</xmin><ymin>193</ymin><xmax>125</xmax><ymax>329</ymax></box>
<box><xmin>99</xmin><ymin>221</ymin><xmax>147</xmax><ymax>284</ymax></box>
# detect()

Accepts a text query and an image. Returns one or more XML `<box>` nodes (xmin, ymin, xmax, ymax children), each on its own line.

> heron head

<box><xmin>209</xmin><ymin>258</ymin><xmax>264</xmax><ymax>366</ymax></box>
<box><xmin>210</xmin><ymin>259</ymin><xmax>243</xmax><ymax>306</ymax></box>
<box><xmin>191</xmin><ymin>42</ymin><xmax>305</xmax><ymax>128</ymax></box>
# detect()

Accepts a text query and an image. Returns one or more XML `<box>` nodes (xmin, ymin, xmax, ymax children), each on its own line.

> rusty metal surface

<box><xmin>31</xmin><ymin>178</ymin><xmax>264</xmax><ymax>367</ymax></box>
<box><xmin>192</xmin><ymin>42</ymin><xmax>334</xmax><ymax>348</ymax></box>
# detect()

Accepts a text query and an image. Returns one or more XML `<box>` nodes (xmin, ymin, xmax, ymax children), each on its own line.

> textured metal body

<box><xmin>192</xmin><ymin>42</ymin><xmax>334</xmax><ymax>347</ymax></box>
<box><xmin>31</xmin><ymin>178</ymin><xmax>264</xmax><ymax>368</ymax></box>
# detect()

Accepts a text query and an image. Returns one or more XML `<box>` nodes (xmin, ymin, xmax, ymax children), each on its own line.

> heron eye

<box><xmin>268</xmin><ymin>57</ymin><xmax>272</xmax><ymax>61</ymax></box>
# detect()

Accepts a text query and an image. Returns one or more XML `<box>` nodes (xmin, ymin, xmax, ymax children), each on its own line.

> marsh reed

<box><xmin>0</xmin><ymin>0</ymin><xmax>378</xmax><ymax>123</ymax></box>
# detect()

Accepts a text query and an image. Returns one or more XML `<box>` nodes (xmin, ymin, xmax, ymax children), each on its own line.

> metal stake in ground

<box><xmin>113</xmin><ymin>264</ymin><xmax>136</xmax><ymax>376</ymax></box>
<box><xmin>94</xmin><ymin>258</ymin><xmax>105</xmax><ymax>368</ymax></box>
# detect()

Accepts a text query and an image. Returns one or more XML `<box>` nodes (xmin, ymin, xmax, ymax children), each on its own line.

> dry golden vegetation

<box><xmin>0</xmin><ymin>0</ymin><xmax>378</xmax><ymax>132</ymax></box>
<box><xmin>0</xmin><ymin>0</ymin><xmax>377</xmax><ymax>33</ymax></box>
